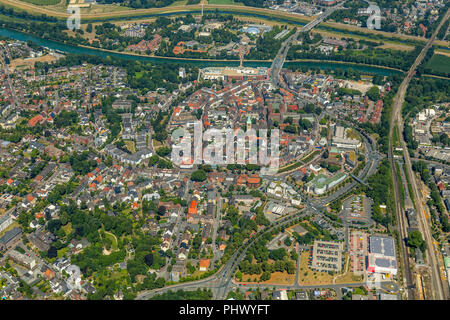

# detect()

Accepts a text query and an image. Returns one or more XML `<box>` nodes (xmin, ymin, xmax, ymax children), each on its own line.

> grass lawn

<box><xmin>168</xmin><ymin>0</ymin><xmax>188</xmax><ymax>6</ymax></box>
<box><xmin>301</xmin><ymin>149</ymin><xmax>321</xmax><ymax>163</ymax></box>
<box><xmin>285</xmin><ymin>223</ymin><xmax>305</xmax><ymax>237</ymax></box>
<box><xmin>239</xmin><ymin>270</ymin><xmax>296</xmax><ymax>285</ymax></box>
<box><xmin>237</xmin><ymin>258</ymin><xmax>297</xmax><ymax>285</ymax></box>
<box><xmin>191</xmin><ymin>270</ymin><xmax>207</xmax><ymax>278</ymax></box>
<box><xmin>81</xmin><ymin>3</ymin><xmax>133</xmax><ymax>15</ymax></box>
<box><xmin>20</xmin><ymin>0</ymin><xmax>60</xmax><ymax>5</ymax></box>
<box><xmin>334</xmin><ymin>254</ymin><xmax>363</xmax><ymax>284</ymax></box>
<box><xmin>104</xmin><ymin>231</ymin><xmax>119</xmax><ymax>251</ymax></box>
<box><xmin>57</xmin><ymin>246</ymin><xmax>70</xmax><ymax>258</ymax></box>
<box><xmin>297</xmin><ymin>251</ymin><xmax>335</xmax><ymax>285</ymax></box>
<box><xmin>124</xmin><ymin>140</ymin><xmax>136</xmax><ymax>154</ymax></box>
<box><xmin>208</xmin><ymin>0</ymin><xmax>234</xmax><ymax>4</ymax></box>
<box><xmin>297</xmin><ymin>251</ymin><xmax>362</xmax><ymax>285</ymax></box>
<box><xmin>152</xmin><ymin>139</ymin><xmax>163</xmax><ymax>149</ymax></box>
<box><xmin>426</xmin><ymin>54</ymin><xmax>450</xmax><ymax>75</ymax></box>
<box><xmin>135</xmin><ymin>71</ymin><xmax>145</xmax><ymax>79</ymax></box>
<box><xmin>62</xmin><ymin>222</ymin><xmax>72</xmax><ymax>235</ymax></box>
<box><xmin>346</xmin><ymin>129</ymin><xmax>360</xmax><ymax>140</ymax></box>
<box><xmin>278</xmin><ymin>160</ymin><xmax>303</xmax><ymax>173</ymax></box>
<box><xmin>263</xmin><ymin>271</ymin><xmax>296</xmax><ymax>285</ymax></box>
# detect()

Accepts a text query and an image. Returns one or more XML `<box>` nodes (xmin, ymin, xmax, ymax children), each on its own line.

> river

<box><xmin>0</xmin><ymin>27</ymin><xmax>403</xmax><ymax>76</ymax></box>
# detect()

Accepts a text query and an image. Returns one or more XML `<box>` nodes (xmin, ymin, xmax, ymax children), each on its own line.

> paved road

<box><xmin>136</xmin><ymin>115</ymin><xmax>385</xmax><ymax>300</ymax></box>
<box><xmin>269</xmin><ymin>1</ymin><xmax>346</xmax><ymax>86</ymax></box>
<box><xmin>0</xmin><ymin>44</ymin><xmax>19</xmax><ymax>108</ymax></box>
<box><xmin>137</xmin><ymin>210</ymin><xmax>308</xmax><ymax>300</ymax></box>
<box><xmin>228</xmin><ymin>280</ymin><xmax>398</xmax><ymax>293</ymax></box>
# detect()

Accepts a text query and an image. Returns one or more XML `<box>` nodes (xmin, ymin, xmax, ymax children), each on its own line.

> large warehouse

<box><xmin>367</xmin><ymin>236</ymin><xmax>398</xmax><ymax>276</ymax></box>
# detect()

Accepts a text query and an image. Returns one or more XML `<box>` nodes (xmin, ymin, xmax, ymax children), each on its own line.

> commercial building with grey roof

<box><xmin>367</xmin><ymin>236</ymin><xmax>398</xmax><ymax>276</ymax></box>
<box><xmin>0</xmin><ymin>227</ymin><xmax>22</xmax><ymax>252</ymax></box>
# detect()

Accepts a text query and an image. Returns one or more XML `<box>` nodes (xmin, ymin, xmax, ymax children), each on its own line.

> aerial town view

<box><xmin>0</xmin><ymin>0</ymin><xmax>448</xmax><ymax>310</ymax></box>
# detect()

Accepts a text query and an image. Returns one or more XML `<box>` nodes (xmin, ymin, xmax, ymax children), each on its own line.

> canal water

<box><xmin>0</xmin><ymin>27</ymin><xmax>402</xmax><ymax>76</ymax></box>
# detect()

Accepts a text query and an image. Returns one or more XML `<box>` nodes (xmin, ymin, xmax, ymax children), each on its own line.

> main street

<box><xmin>269</xmin><ymin>1</ymin><xmax>346</xmax><ymax>87</ymax></box>
<box><xmin>389</xmin><ymin>8</ymin><xmax>450</xmax><ymax>300</ymax></box>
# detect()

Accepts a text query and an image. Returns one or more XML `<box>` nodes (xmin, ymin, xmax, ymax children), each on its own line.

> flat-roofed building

<box><xmin>0</xmin><ymin>213</ymin><xmax>12</xmax><ymax>233</ymax></box>
<box><xmin>199</xmin><ymin>67</ymin><xmax>268</xmax><ymax>81</ymax></box>
<box><xmin>307</xmin><ymin>172</ymin><xmax>347</xmax><ymax>195</ymax></box>
<box><xmin>367</xmin><ymin>236</ymin><xmax>398</xmax><ymax>276</ymax></box>
<box><xmin>348</xmin><ymin>230</ymin><xmax>369</xmax><ymax>275</ymax></box>
<box><xmin>378</xmin><ymin>293</ymin><xmax>399</xmax><ymax>300</ymax></box>
<box><xmin>0</xmin><ymin>227</ymin><xmax>22</xmax><ymax>252</ymax></box>
<box><xmin>334</xmin><ymin>125</ymin><xmax>345</xmax><ymax>139</ymax></box>
<box><xmin>331</xmin><ymin>137</ymin><xmax>362</xmax><ymax>150</ymax></box>
<box><xmin>7</xmin><ymin>250</ymin><xmax>37</xmax><ymax>270</ymax></box>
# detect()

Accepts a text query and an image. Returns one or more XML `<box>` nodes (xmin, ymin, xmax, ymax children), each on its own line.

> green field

<box><xmin>426</xmin><ymin>54</ymin><xmax>450</xmax><ymax>75</ymax></box>
<box><xmin>208</xmin><ymin>0</ymin><xmax>234</xmax><ymax>4</ymax></box>
<box><xmin>301</xmin><ymin>149</ymin><xmax>321</xmax><ymax>163</ymax></box>
<box><xmin>278</xmin><ymin>160</ymin><xmax>303</xmax><ymax>174</ymax></box>
<box><xmin>104</xmin><ymin>231</ymin><xmax>119</xmax><ymax>251</ymax></box>
<box><xmin>168</xmin><ymin>0</ymin><xmax>188</xmax><ymax>6</ymax></box>
<box><xmin>21</xmin><ymin>0</ymin><xmax>61</xmax><ymax>5</ymax></box>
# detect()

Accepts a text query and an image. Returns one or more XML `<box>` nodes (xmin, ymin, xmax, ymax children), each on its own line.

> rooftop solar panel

<box><xmin>375</xmin><ymin>258</ymin><xmax>391</xmax><ymax>268</ymax></box>
<box><xmin>370</xmin><ymin>236</ymin><xmax>383</xmax><ymax>254</ymax></box>
<box><xmin>383</xmin><ymin>238</ymin><xmax>395</xmax><ymax>257</ymax></box>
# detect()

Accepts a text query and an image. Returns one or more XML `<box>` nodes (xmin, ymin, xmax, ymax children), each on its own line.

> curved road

<box><xmin>137</xmin><ymin>115</ymin><xmax>383</xmax><ymax>300</ymax></box>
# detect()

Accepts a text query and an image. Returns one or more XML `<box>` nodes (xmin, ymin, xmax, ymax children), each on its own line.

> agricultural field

<box><xmin>21</xmin><ymin>0</ymin><xmax>60</xmax><ymax>5</ymax></box>
<box><xmin>426</xmin><ymin>54</ymin><xmax>450</xmax><ymax>75</ymax></box>
<box><xmin>208</xmin><ymin>0</ymin><xmax>234</xmax><ymax>4</ymax></box>
<box><xmin>167</xmin><ymin>0</ymin><xmax>188</xmax><ymax>6</ymax></box>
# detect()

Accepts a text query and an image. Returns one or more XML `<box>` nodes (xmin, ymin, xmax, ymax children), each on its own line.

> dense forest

<box><xmin>95</xmin><ymin>0</ymin><xmax>175</xmax><ymax>8</ymax></box>
<box><xmin>287</xmin><ymin>44</ymin><xmax>424</xmax><ymax>72</ymax></box>
<box><xmin>234</xmin><ymin>0</ymin><xmax>267</xmax><ymax>8</ymax></box>
<box><xmin>150</xmin><ymin>288</ymin><xmax>213</xmax><ymax>300</ymax></box>
<box><xmin>365</xmin><ymin>159</ymin><xmax>394</xmax><ymax>227</ymax></box>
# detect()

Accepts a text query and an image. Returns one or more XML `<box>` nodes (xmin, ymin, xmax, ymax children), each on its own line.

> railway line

<box><xmin>388</xmin><ymin>8</ymin><xmax>450</xmax><ymax>300</ymax></box>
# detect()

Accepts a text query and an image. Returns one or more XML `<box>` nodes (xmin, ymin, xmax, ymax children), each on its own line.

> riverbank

<box><xmin>0</xmin><ymin>26</ymin><xmax>407</xmax><ymax>76</ymax></box>
<box><xmin>1</xmin><ymin>0</ymin><xmax>449</xmax><ymax>49</ymax></box>
<box><xmin>75</xmin><ymin>43</ymin><xmax>406</xmax><ymax>73</ymax></box>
